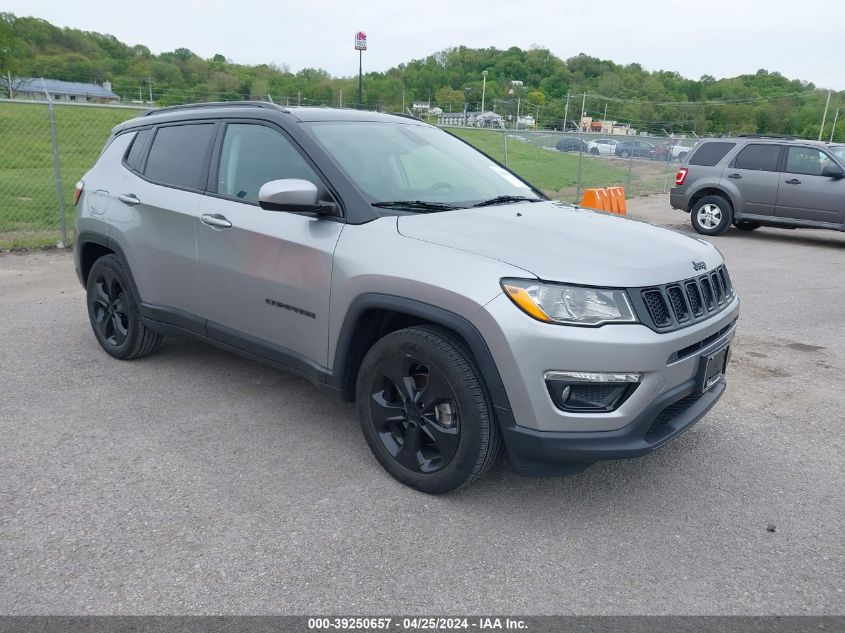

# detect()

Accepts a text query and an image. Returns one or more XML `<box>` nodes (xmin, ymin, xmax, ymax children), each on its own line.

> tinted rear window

<box><xmin>124</xmin><ymin>128</ymin><xmax>152</xmax><ymax>171</ymax></box>
<box><xmin>689</xmin><ymin>142</ymin><xmax>735</xmax><ymax>166</ymax></box>
<box><xmin>145</xmin><ymin>124</ymin><xmax>215</xmax><ymax>189</ymax></box>
<box><xmin>733</xmin><ymin>144</ymin><xmax>781</xmax><ymax>171</ymax></box>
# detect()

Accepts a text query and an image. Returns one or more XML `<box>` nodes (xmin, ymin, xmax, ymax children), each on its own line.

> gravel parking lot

<box><xmin>1</xmin><ymin>195</ymin><xmax>843</xmax><ymax>615</ymax></box>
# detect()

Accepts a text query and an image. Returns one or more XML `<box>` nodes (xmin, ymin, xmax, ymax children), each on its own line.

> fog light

<box><xmin>544</xmin><ymin>371</ymin><xmax>642</xmax><ymax>413</ymax></box>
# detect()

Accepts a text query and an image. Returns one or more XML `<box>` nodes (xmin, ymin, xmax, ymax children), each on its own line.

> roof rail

<box><xmin>738</xmin><ymin>134</ymin><xmax>795</xmax><ymax>140</ymax></box>
<box><xmin>389</xmin><ymin>111</ymin><xmax>427</xmax><ymax>122</ymax></box>
<box><xmin>142</xmin><ymin>101</ymin><xmax>288</xmax><ymax>117</ymax></box>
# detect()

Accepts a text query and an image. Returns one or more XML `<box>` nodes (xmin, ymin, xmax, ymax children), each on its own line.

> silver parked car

<box><xmin>74</xmin><ymin>103</ymin><xmax>739</xmax><ymax>493</ymax></box>
<box><xmin>670</xmin><ymin>134</ymin><xmax>845</xmax><ymax>235</ymax></box>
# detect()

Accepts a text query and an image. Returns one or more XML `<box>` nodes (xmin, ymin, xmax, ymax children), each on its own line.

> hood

<box><xmin>397</xmin><ymin>201</ymin><xmax>723</xmax><ymax>287</ymax></box>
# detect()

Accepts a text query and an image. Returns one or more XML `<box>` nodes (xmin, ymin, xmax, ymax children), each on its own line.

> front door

<box><xmin>776</xmin><ymin>146</ymin><xmax>845</xmax><ymax>224</ymax></box>
<box><xmin>195</xmin><ymin>122</ymin><xmax>344</xmax><ymax>371</ymax></box>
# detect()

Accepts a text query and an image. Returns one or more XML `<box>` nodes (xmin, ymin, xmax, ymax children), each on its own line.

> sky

<box><xmin>6</xmin><ymin>0</ymin><xmax>845</xmax><ymax>90</ymax></box>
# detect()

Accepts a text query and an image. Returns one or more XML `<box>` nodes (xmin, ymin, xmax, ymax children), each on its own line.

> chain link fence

<box><xmin>0</xmin><ymin>99</ymin><xmax>700</xmax><ymax>250</ymax></box>
<box><xmin>0</xmin><ymin>100</ymin><xmax>143</xmax><ymax>249</ymax></box>
<box><xmin>442</xmin><ymin>126</ymin><xmax>698</xmax><ymax>203</ymax></box>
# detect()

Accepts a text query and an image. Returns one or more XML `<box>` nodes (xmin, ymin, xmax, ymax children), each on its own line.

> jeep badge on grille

<box><xmin>692</xmin><ymin>261</ymin><xmax>706</xmax><ymax>271</ymax></box>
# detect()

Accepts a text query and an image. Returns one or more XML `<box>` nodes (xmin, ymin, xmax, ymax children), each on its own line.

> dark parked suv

<box><xmin>670</xmin><ymin>135</ymin><xmax>845</xmax><ymax>235</ymax></box>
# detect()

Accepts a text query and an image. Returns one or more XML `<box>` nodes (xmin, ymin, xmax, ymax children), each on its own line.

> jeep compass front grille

<box><xmin>633</xmin><ymin>265</ymin><xmax>734</xmax><ymax>332</ymax></box>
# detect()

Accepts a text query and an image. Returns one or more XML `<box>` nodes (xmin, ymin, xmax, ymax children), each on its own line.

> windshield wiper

<box><xmin>371</xmin><ymin>200</ymin><xmax>462</xmax><ymax>212</ymax></box>
<box><xmin>472</xmin><ymin>195</ymin><xmax>542</xmax><ymax>208</ymax></box>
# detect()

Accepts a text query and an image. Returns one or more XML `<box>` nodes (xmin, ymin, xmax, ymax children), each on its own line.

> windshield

<box><xmin>308</xmin><ymin>122</ymin><xmax>542</xmax><ymax>208</ymax></box>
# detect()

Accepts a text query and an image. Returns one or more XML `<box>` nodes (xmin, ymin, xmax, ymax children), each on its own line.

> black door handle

<box><xmin>728</xmin><ymin>173</ymin><xmax>742</xmax><ymax>179</ymax></box>
<box><xmin>785</xmin><ymin>178</ymin><xmax>801</xmax><ymax>185</ymax></box>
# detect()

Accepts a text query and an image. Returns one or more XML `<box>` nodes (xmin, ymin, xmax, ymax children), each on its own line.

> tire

<box><xmin>620</xmin><ymin>150</ymin><xmax>631</xmax><ymax>158</ymax></box>
<box><xmin>355</xmin><ymin>325</ymin><xmax>502</xmax><ymax>494</ymax></box>
<box><xmin>691</xmin><ymin>195</ymin><xmax>733</xmax><ymax>236</ymax></box>
<box><xmin>86</xmin><ymin>254</ymin><xmax>162</xmax><ymax>360</ymax></box>
<box><xmin>734</xmin><ymin>221</ymin><xmax>761</xmax><ymax>231</ymax></box>
<box><xmin>590</xmin><ymin>147</ymin><xmax>599</xmax><ymax>155</ymax></box>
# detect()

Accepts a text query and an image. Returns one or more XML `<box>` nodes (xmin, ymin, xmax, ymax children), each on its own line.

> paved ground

<box><xmin>1</xmin><ymin>196</ymin><xmax>843</xmax><ymax>615</ymax></box>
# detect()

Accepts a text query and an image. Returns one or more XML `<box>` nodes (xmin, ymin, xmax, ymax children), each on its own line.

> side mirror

<box><xmin>258</xmin><ymin>179</ymin><xmax>336</xmax><ymax>214</ymax></box>
<box><xmin>821</xmin><ymin>164</ymin><xmax>845</xmax><ymax>179</ymax></box>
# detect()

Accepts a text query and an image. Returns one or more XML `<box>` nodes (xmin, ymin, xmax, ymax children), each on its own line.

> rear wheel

<box><xmin>86</xmin><ymin>254</ymin><xmax>161</xmax><ymax>360</ymax></box>
<box><xmin>620</xmin><ymin>149</ymin><xmax>631</xmax><ymax>158</ymax></box>
<box><xmin>691</xmin><ymin>195</ymin><xmax>733</xmax><ymax>236</ymax></box>
<box><xmin>590</xmin><ymin>147</ymin><xmax>599</xmax><ymax>155</ymax></box>
<box><xmin>355</xmin><ymin>326</ymin><xmax>501</xmax><ymax>494</ymax></box>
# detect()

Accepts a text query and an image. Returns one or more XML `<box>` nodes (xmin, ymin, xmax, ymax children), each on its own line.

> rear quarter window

<box><xmin>689</xmin><ymin>142</ymin><xmax>736</xmax><ymax>167</ymax></box>
<box><xmin>123</xmin><ymin>128</ymin><xmax>152</xmax><ymax>172</ymax></box>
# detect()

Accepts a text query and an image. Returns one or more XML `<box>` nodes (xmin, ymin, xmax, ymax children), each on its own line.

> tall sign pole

<box><xmin>355</xmin><ymin>31</ymin><xmax>367</xmax><ymax>109</ymax></box>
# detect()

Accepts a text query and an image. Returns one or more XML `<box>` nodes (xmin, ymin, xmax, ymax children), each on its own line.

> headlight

<box><xmin>501</xmin><ymin>278</ymin><xmax>638</xmax><ymax>326</ymax></box>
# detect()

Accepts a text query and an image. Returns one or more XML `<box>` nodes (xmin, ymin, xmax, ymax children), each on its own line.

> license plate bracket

<box><xmin>696</xmin><ymin>344</ymin><xmax>731</xmax><ymax>394</ymax></box>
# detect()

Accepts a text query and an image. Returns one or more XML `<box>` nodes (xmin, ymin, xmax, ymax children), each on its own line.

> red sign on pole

<box><xmin>355</xmin><ymin>31</ymin><xmax>367</xmax><ymax>51</ymax></box>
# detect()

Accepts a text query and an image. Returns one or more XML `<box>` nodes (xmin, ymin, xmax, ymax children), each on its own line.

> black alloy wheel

<box><xmin>86</xmin><ymin>254</ymin><xmax>161</xmax><ymax>359</ymax></box>
<box><xmin>356</xmin><ymin>326</ymin><xmax>501</xmax><ymax>493</ymax></box>
<box><xmin>369</xmin><ymin>355</ymin><xmax>461</xmax><ymax>474</ymax></box>
<box><xmin>91</xmin><ymin>266</ymin><xmax>130</xmax><ymax>347</ymax></box>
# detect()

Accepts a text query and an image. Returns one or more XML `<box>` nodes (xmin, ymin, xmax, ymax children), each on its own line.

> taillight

<box><xmin>675</xmin><ymin>168</ymin><xmax>688</xmax><ymax>186</ymax></box>
<box><xmin>74</xmin><ymin>180</ymin><xmax>84</xmax><ymax>206</ymax></box>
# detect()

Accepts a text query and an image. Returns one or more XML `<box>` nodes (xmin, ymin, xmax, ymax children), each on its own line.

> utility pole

<box><xmin>298</xmin><ymin>91</ymin><xmax>301</xmax><ymax>106</ymax></box>
<box><xmin>830</xmin><ymin>108</ymin><xmax>840</xmax><ymax>142</ymax></box>
<box><xmin>481</xmin><ymin>70</ymin><xmax>488</xmax><ymax>113</ymax></box>
<box><xmin>402</xmin><ymin>90</ymin><xmax>405</xmax><ymax>113</ymax></box>
<box><xmin>515</xmin><ymin>95</ymin><xmax>521</xmax><ymax>130</ymax></box>
<box><xmin>580</xmin><ymin>93</ymin><xmax>587</xmax><ymax>132</ymax></box>
<box><xmin>819</xmin><ymin>89</ymin><xmax>832</xmax><ymax>141</ymax></box>
<box><xmin>339</xmin><ymin>89</ymin><xmax>343</xmax><ymax>108</ymax></box>
<box><xmin>563</xmin><ymin>95</ymin><xmax>570</xmax><ymax>131</ymax></box>
<box><xmin>147</xmin><ymin>77</ymin><xmax>152</xmax><ymax>105</ymax></box>
<box><xmin>603</xmin><ymin>102</ymin><xmax>608</xmax><ymax>130</ymax></box>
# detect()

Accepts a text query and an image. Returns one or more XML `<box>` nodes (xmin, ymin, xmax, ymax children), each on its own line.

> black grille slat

<box><xmin>719</xmin><ymin>266</ymin><xmax>732</xmax><ymax>296</ymax></box>
<box><xmin>711</xmin><ymin>272</ymin><xmax>724</xmax><ymax>304</ymax></box>
<box><xmin>700</xmin><ymin>276</ymin><xmax>715</xmax><ymax>311</ymax></box>
<box><xmin>642</xmin><ymin>289</ymin><xmax>672</xmax><ymax>327</ymax></box>
<box><xmin>666</xmin><ymin>285</ymin><xmax>689</xmax><ymax>322</ymax></box>
<box><xmin>685</xmin><ymin>281</ymin><xmax>704</xmax><ymax>317</ymax></box>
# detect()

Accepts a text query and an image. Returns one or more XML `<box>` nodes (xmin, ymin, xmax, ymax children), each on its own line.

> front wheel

<box><xmin>355</xmin><ymin>326</ymin><xmax>501</xmax><ymax>494</ymax></box>
<box><xmin>691</xmin><ymin>195</ymin><xmax>733</xmax><ymax>235</ymax></box>
<box><xmin>619</xmin><ymin>150</ymin><xmax>631</xmax><ymax>158</ymax></box>
<box><xmin>590</xmin><ymin>147</ymin><xmax>599</xmax><ymax>155</ymax></box>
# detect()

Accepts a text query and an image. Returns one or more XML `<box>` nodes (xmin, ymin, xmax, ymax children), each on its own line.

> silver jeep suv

<box><xmin>671</xmin><ymin>134</ymin><xmax>845</xmax><ymax>235</ymax></box>
<box><xmin>74</xmin><ymin>102</ymin><xmax>739</xmax><ymax>493</ymax></box>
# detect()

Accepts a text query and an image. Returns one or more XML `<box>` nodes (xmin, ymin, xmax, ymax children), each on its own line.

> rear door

<box><xmin>110</xmin><ymin>122</ymin><xmax>216</xmax><ymax>320</ymax></box>
<box><xmin>776</xmin><ymin>146</ymin><xmax>845</xmax><ymax>224</ymax></box>
<box><xmin>195</xmin><ymin>121</ymin><xmax>344</xmax><ymax>370</ymax></box>
<box><xmin>723</xmin><ymin>143</ymin><xmax>782</xmax><ymax>217</ymax></box>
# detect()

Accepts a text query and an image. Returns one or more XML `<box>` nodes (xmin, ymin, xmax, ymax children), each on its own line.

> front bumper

<box><xmin>472</xmin><ymin>292</ymin><xmax>739</xmax><ymax>474</ymax></box>
<box><xmin>501</xmin><ymin>377</ymin><xmax>725</xmax><ymax>476</ymax></box>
